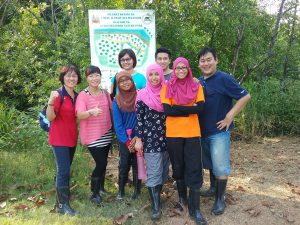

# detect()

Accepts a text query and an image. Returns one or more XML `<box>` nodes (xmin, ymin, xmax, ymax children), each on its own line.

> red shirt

<box><xmin>48</xmin><ymin>89</ymin><xmax>78</xmax><ymax>147</ymax></box>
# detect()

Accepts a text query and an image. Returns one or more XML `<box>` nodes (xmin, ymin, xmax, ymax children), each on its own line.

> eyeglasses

<box><xmin>120</xmin><ymin>58</ymin><xmax>132</xmax><ymax>63</ymax></box>
<box><xmin>175</xmin><ymin>66</ymin><xmax>188</xmax><ymax>71</ymax></box>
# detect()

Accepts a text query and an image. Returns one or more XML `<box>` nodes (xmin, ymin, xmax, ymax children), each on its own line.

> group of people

<box><xmin>46</xmin><ymin>46</ymin><xmax>250</xmax><ymax>225</ymax></box>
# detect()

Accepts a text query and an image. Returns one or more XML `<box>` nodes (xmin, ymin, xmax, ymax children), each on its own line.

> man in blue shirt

<box><xmin>198</xmin><ymin>47</ymin><xmax>250</xmax><ymax>215</ymax></box>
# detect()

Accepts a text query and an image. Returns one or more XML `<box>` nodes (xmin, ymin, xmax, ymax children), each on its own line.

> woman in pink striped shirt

<box><xmin>76</xmin><ymin>65</ymin><xmax>113</xmax><ymax>205</ymax></box>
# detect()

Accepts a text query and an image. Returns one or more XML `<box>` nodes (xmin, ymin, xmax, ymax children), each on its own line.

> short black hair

<box><xmin>155</xmin><ymin>47</ymin><xmax>171</xmax><ymax>59</ymax></box>
<box><xmin>59</xmin><ymin>64</ymin><xmax>81</xmax><ymax>85</ymax></box>
<box><xmin>85</xmin><ymin>65</ymin><xmax>101</xmax><ymax>77</ymax></box>
<box><xmin>118</xmin><ymin>49</ymin><xmax>137</xmax><ymax>68</ymax></box>
<box><xmin>197</xmin><ymin>47</ymin><xmax>217</xmax><ymax>61</ymax></box>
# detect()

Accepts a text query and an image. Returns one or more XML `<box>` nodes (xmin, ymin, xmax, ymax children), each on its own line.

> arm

<box><xmin>172</xmin><ymin>101</ymin><xmax>204</xmax><ymax>114</ymax></box>
<box><xmin>217</xmin><ymin>94</ymin><xmax>251</xmax><ymax>130</ymax></box>
<box><xmin>112</xmin><ymin>101</ymin><xmax>129</xmax><ymax>143</ymax></box>
<box><xmin>46</xmin><ymin>91</ymin><xmax>59</xmax><ymax>121</ymax></box>
<box><xmin>163</xmin><ymin>103</ymin><xmax>189</xmax><ymax>117</ymax></box>
<box><xmin>76</xmin><ymin>93</ymin><xmax>102</xmax><ymax>120</ymax></box>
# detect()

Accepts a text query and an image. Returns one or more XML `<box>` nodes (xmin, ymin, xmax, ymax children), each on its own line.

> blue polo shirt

<box><xmin>199</xmin><ymin>70</ymin><xmax>248</xmax><ymax>137</ymax></box>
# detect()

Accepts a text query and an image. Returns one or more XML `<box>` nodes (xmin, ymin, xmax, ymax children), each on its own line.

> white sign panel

<box><xmin>88</xmin><ymin>10</ymin><xmax>156</xmax><ymax>90</ymax></box>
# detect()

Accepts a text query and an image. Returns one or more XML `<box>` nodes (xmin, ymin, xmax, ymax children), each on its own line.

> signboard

<box><xmin>88</xmin><ymin>10</ymin><xmax>156</xmax><ymax>90</ymax></box>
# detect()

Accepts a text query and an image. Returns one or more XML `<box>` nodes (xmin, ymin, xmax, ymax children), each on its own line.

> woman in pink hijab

<box><xmin>134</xmin><ymin>64</ymin><xmax>168</xmax><ymax>220</ymax></box>
<box><xmin>161</xmin><ymin>57</ymin><xmax>207</xmax><ymax>225</ymax></box>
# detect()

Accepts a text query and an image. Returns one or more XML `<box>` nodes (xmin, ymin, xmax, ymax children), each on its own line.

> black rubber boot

<box><xmin>174</xmin><ymin>180</ymin><xmax>187</xmax><ymax>212</ymax></box>
<box><xmin>99</xmin><ymin>171</ymin><xmax>108</xmax><ymax>195</ymax></box>
<box><xmin>90</xmin><ymin>177</ymin><xmax>102</xmax><ymax>205</ymax></box>
<box><xmin>131</xmin><ymin>169</ymin><xmax>141</xmax><ymax>200</ymax></box>
<box><xmin>117</xmin><ymin>176</ymin><xmax>127</xmax><ymax>200</ymax></box>
<box><xmin>56</xmin><ymin>186</ymin><xmax>76</xmax><ymax>216</ymax></box>
<box><xmin>211</xmin><ymin>179</ymin><xmax>227</xmax><ymax>215</ymax></box>
<box><xmin>188</xmin><ymin>189</ymin><xmax>207</xmax><ymax>225</ymax></box>
<box><xmin>148</xmin><ymin>185</ymin><xmax>162</xmax><ymax>220</ymax></box>
<box><xmin>200</xmin><ymin>169</ymin><xmax>216</xmax><ymax>197</ymax></box>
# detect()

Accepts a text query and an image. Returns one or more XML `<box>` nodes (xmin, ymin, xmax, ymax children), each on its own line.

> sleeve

<box><xmin>111</xmin><ymin>76</ymin><xmax>115</xmax><ymax>84</ymax></box>
<box><xmin>135</xmin><ymin>101</ymin><xmax>145</xmax><ymax>138</ymax></box>
<box><xmin>172</xmin><ymin>102</ymin><xmax>204</xmax><ymax>114</ymax></box>
<box><xmin>112</xmin><ymin>101</ymin><xmax>129</xmax><ymax>143</ymax></box>
<box><xmin>75</xmin><ymin>92</ymin><xmax>87</xmax><ymax>113</ymax></box>
<box><xmin>224</xmin><ymin>75</ymin><xmax>249</xmax><ymax>100</ymax></box>
<box><xmin>163</xmin><ymin>104</ymin><xmax>189</xmax><ymax>117</ymax></box>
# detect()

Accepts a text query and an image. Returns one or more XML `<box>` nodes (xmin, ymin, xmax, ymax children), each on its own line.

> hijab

<box><xmin>136</xmin><ymin>64</ymin><xmax>164</xmax><ymax>112</ymax></box>
<box><xmin>165</xmin><ymin>57</ymin><xmax>199</xmax><ymax>105</ymax></box>
<box><xmin>115</xmin><ymin>71</ymin><xmax>137</xmax><ymax>112</ymax></box>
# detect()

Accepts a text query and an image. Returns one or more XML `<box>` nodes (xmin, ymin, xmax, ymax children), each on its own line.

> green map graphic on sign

<box><xmin>93</xmin><ymin>29</ymin><xmax>152</xmax><ymax>68</ymax></box>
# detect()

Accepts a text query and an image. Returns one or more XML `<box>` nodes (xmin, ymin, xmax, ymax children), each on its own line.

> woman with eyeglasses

<box><xmin>76</xmin><ymin>66</ymin><xmax>113</xmax><ymax>205</ymax></box>
<box><xmin>46</xmin><ymin>64</ymin><xmax>82</xmax><ymax>216</ymax></box>
<box><xmin>110</xmin><ymin>49</ymin><xmax>146</xmax><ymax>99</ymax></box>
<box><xmin>160</xmin><ymin>57</ymin><xmax>207</xmax><ymax>225</ymax></box>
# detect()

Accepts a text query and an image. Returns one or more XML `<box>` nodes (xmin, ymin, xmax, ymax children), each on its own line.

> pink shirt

<box><xmin>76</xmin><ymin>90</ymin><xmax>112</xmax><ymax>145</ymax></box>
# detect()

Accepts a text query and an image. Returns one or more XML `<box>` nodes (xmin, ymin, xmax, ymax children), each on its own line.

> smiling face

<box><xmin>155</xmin><ymin>52</ymin><xmax>170</xmax><ymax>72</ymax></box>
<box><xmin>148</xmin><ymin>69</ymin><xmax>161</xmax><ymax>86</ymax></box>
<box><xmin>118</xmin><ymin>76</ymin><xmax>133</xmax><ymax>91</ymax></box>
<box><xmin>120</xmin><ymin>54</ymin><xmax>134</xmax><ymax>71</ymax></box>
<box><xmin>174</xmin><ymin>62</ymin><xmax>188</xmax><ymax>79</ymax></box>
<box><xmin>86</xmin><ymin>73</ymin><xmax>101</xmax><ymax>88</ymax></box>
<box><xmin>63</xmin><ymin>71</ymin><xmax>78</xmax><ymax>88</ymax></box>
<box><xmin>198</xmin><ymin>52</ymin><xmax>218</xmax><ymax>78</ymax></box>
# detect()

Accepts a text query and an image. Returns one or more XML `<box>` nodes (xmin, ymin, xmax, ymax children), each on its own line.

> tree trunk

<box><xmin>231</xmin><ymin>18</ymin><xmax>245</xmax><ymax>76</ymax></box>
<box><xmin>238</xmin><ymin>0</ymin><xmax>286</xmax><ymax>84</ymax></box>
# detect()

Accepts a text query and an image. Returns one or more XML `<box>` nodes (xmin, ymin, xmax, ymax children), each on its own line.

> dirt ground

<box><xmin>107</xmin><ymin>136</ymin><xmax>300</xmax><ymax>225</ymax></box>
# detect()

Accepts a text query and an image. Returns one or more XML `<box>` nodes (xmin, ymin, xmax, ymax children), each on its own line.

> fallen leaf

<box><xmin>236</xmin><ymin>185</ymin><xmax>246</xmax><ymax>192</ymax></box>
<box><xmin>261</xmin><ymin>200</ymin><xmax>274</xmax><ymax>208</ymax></box>
<box><xmin>291</xmin><ymin>188</ymin><xmax>300</xmax><ymax>195</ymax></box>
<box><xmin>139</xmin><ymin>203</ymin><xmax>150</xmax><ymax>213</ymax></box>
<box><xmin>0</xmin><ymin>201</ymin><xmax>6</xmax><ymax>209</ymax></box>
<box><xmin>14</xmin><ymin>204</ymin><xmax>30</xmax><ymax>210</ymax></box>
<box><xmin>113</xmin><ymin>213</ymin><xmax>133</xmax><ymax>225</ymax></box>
<box><xmin>225</xmin><ymin>194</ymin><xmax>236</xmax><ymax>205</ymax></box>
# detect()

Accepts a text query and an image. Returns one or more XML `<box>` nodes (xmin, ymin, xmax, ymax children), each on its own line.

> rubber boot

<box><xmin>188</xmin><ymin>189</ymin><xmax>207</xmax><ymax>225</ymax></box>
<box><xmin>99</xmin><ymin>171</ymin><xmax>108</xmax><ymax>195</ymax></box>
<box><xmin>148</xmin><ymin>185</ymin><xmax>162</xmax><ymax>220</ymax></box>
<box><xmin>117</xmin><ymin>176</ymin><xmax>127</xmax><ymax>200</ymax></box>
<box><xmin>90</xmin><ymin>177</ymin><xmax>102</xmax><ymax>205</ymax></box>
<box><xmin>200</xmin><ymin>169</ymin><xmax>216</xmax><ymax>197</ymax></box>
<box><xmin>211</xmin><ymin>179</ymin><xmax>227</xmax><ymax>215</ymax></box>
<box><xmin>56</xmin><ymin>186</ymin><xmax>76</xmax><ymax>216</ymax></box>
<box><xmin>131</xmin><ymin>168</ymin><xmax>141</xmax><ymax>200</ymax></box>
<box><xmin>174</xmin><ymin>180</ymin><xmax>187</xmax><ymax>212</ymax></box>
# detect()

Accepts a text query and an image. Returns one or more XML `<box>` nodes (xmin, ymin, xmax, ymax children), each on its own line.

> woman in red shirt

<box><xmin>46</xmin><ymin>64</ymin><xmax>82</xmax><ymax>216</ymax></box>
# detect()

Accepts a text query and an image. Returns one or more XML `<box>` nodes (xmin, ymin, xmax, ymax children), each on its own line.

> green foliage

<box><xmin>0</xmin><ymin>0</ymin><xmax>299</xmax><ymax>136</ymax></box>
<box><xmin>236</xmin><ymin>78</ymin><xmax>300</xmax><ymax>136</ymax></box>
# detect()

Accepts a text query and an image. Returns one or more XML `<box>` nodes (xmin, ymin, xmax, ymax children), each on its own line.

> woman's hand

<box><xmin>134</xmin><ymin>138</ymin><xmax>143</xmax><ymax>153</ymax></box>
<box><xmin>48</xmin><ymin>91</ymin><xmax>59</xmax><ymax>105</ymax></box>
<box><xmin>88</xmin><ymin>106</ymin><xmax>102</xmax><ymax>117</ymax></box>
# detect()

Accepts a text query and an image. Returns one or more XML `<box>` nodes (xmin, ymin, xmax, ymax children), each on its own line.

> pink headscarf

<box><xmin>165</xmin><ymin>57</ymin><xmax>199</xmax><ymax>105</ymax></box>
<box><xmin>136</xmin><ymin>64</ymin><xmax>165</xmax><ymax>112</ymax></box>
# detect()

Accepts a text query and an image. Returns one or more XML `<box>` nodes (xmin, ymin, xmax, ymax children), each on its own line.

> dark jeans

<box><xmin>118</xmin><ymin>142</ymin><xmax>137</xmax><ymax>179</ymax></box>
<box><xmin>88</xmin><ymin>144</ymin><xmax>111</xmax><ymax>178</ymax></box>
<box><xmin>52</xmin><ymin>146</ymin><xmax>76</xmax><ymax>187</ymax></box>
<box><xmin>166</xmin><ymin>137</ymin><xmax>203</xmax><ymax>189</ymax></box>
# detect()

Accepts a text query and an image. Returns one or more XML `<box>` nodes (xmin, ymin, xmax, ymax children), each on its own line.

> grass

<box><xmin>0</xmin><ymin>144</ymin><xmax>157</xmax><ymax>225</ymax></box>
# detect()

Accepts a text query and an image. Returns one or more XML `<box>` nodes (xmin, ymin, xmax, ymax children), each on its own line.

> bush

<box><xmin>235</xmin><ymin>78</ymin><xmax>300</xmax><ymax>136</ymax></box>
